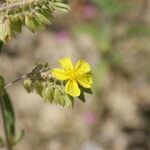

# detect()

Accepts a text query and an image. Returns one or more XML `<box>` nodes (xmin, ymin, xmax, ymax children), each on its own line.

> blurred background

<box><xmin>0</xmin><ymin>0</ymin><xmax>150</xmax><ymax>150</ymax></box>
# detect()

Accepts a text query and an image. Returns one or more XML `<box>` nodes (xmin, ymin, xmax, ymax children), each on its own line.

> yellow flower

<box><xmin>52</xmin><ymin>58</ymin><xmax>92</xmax><ymax>97</ymax></box>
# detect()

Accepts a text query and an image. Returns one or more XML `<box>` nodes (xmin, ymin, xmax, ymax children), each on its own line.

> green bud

<box><xmin>35</xmin><ymin>11</ymin><xmax>51</xmax><ymax>25</ymax></box>
<box><xmin>33</xmin><ymin>14</ymin><xmax>45</xmax><ymax>30</ymax></box>
<box><xmin>34</xmin><ymin>81</ymin><xmax>43</xmax><ymax>96</ymax></box>
<box><xmin>0</xmin><ymin>18</ymin><xmax>12</xmax><ymax>43</ymax></box>
<box><xmin>42</xmin><ymin>86</ymin><xmax>54</xmax><ymax>103</ymax></box>
<box><xmin>54</xmin><ymin>87</ymin><xmax>65</xmax><ymax>106</ymax></box>
<box><xmin>0</xmin><ymin>75</ymin><xmax>5</xmax><ymax>96</ymax></box>
<box><xmin>23</xmin><ymin>79</ymin><xmax>33</xmax><ymax>93</ymax></box>
<box><xmin>51</xmin><ymin>2</ymin><xmax>70</xmax><ymax>12</ymax></box>
<box><xmin>25</xmin><ymin>13</ymin><xmax>41</xmax><ymax>32</ymax></box>
<box><xmin>64</xmin><ymin>94</ymin><xmax>74</xmax><ymax>107</ymax></box>
<box><xmin>36</xmin><ymin>5</ymin><xmax>53</xmax><ymax>20</ymax></box>
<box><xmin>18</xmin><ymin>14</ymin><xmax>25</xmax><ymax>24</ymax></box>
<box><xmin>10</xmin><ymin>14</ymin><xmax>22</xmax><ymax>33</ymax></box>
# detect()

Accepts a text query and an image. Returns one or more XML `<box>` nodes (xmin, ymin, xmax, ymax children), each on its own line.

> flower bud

<box><xmin>0</xmin><ymin>18</ymin><xmax>12</xmax><ymax>43</ymax></box>
<box><xmin>25</xmin><ymin>13</ymin><xmax>43</xmax><ymax>32</ymax></box>
<box><xmin>25</xmin><ymin>13</ymin><xmax>38</xmax><ymax>32</ymax></box>
<box><xmin>64</xmin><ymin>94</ymin><xmax>74</xmax><ymax>107</ymax></box>
<box><xmin>10</xmin><ymin>14</ymin><xmax>22</xmax><ymax>33</ymax></box>
<box><xmin>23</xmin><ymin>79</ymin><xmax>33</xmax><ymax>93</ymax></box>
<box><xmin>34</xmin><ymin>11</ymin><xmax>51</xmax><ymax>25</ymax></box>
<box><xmin>34</xmin><ymin>81</ymin><xmax>43</xmax><ymax>96</ymax></box>
<box><xmin>54</xmin><ymin>87</ymin><xmax>65</xmax><ymax>106</ymax></box>
<box><xmin>42</xmin><ymin>86</ymin><xmax>54</xmax><ymax>103</ymax></box>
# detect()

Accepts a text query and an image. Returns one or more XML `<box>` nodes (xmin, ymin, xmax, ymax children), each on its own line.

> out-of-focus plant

<box><xmin>71</xmin><ymin>0</ymin><xmax>135</xmax><ymax>92</ymax></box>
<box><xmin>0</xmin><ymin>0</ymin><xmax>70</xmax><ymax>43</ymax></box>
<box><xmin>0</xmin><ymin>0</ymin><xmax>93</xmax><ymax>150</ymax></box>
<box><xmin>91</xmin><ymin>0</ymin><xmax>132</xmax><ymax>19</ymax></box>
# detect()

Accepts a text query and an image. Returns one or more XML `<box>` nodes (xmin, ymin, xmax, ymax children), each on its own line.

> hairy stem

<box><xmin>5</xmin><ymin>66</ymin><xmax>51</xmax><ymax>89</ymax></box>
<box><xmin>5</xmin><ymin>74</ymin><xmax>27</xmax><ymax>89</ymax></box>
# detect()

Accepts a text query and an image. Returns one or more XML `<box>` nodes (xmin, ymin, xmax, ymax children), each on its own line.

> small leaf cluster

<box><xmin>23</xmin><ymin>64</ymin><xmax>74</xmax><ymax>107</ymax></box>
<box><xmin>0</xmin><ymin>0</ymin><xmax>70</xmax><ymax>42</ymax></box>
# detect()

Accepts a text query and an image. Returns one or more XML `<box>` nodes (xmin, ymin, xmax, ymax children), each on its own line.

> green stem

<box><xmin>0</xmin><ymin>97</ymin><xmax>12</xmax><ymax>150</ymax></box>
<box><xmin>0</xmin><ymin>41</ymin><xmax>12</xmax><ymax>150</ymax></box>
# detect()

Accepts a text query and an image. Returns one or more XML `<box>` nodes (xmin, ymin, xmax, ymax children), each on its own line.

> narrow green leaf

<box><xmin>12</xmin><ymin>130</ymin><xmax>25</xmax><ymax>146</ymax></box>
<box><xmin>52</xmin><ymin>2</ymin><xmax>70</xmax><ymax>12</ymax></box>
<box><xmin>25</xmin><ymin>13</ymin><xmax>41</xmax><ymax>32</ymax></box>
<box><xmin>79</xmin><ymin>86</ymin><xmax>93</xmax><ymax>95</ymax></box>
<box><xmin>78</xmin><ymin>90</ymin><xmax>86</xmax><ymax>103</ymax></box>
<box><xmin>0</xmin><ymin>75</ymin><xmax>5</xmax><ymax>95</ymax></box>
<box><xmin>0</xmin><ymin>136</ymin><xmax>4</xmax><ymax>146</ymax></box>
<box><xmin>32</xmin><ymin>14</ymin><xmax>45</xmax><ymax>31</ymax></box>
<box><xmin>2</xmin><ymin>90</ymin><xmax>15</xmax><ymax>142</ymax></box>
<box><xmin>36</xmin><ymin>6</ymin><xmax>53</xmax><ymax>20</ymax></box>
<box><xmin>0</xmin><ymin>41</ymin><xmax>3</xmax><ymax>53</ymax></box>
<box><xmin>35</xmin><ymin>11</ymin><xmax>51</xmax><ymax>25</ymax></box>
<box><xmin>83</xmin><ymin>88</ymin><xmax>93</xmax><ymax>94</ymax></box>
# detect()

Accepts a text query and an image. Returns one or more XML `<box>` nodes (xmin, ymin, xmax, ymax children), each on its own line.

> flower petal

<box><xmin>52</xmin><ymin>68</ymin><xmax>70</xmax><ymax>80</ymax></box>
<box><xmin>59</xmin><ymin>57</ymin><xmax>74</xmax><ymax>71</ymax></box>
<box><xmin>75</xmin><ymin>59</ymin><xmax>91</xmax><ymax>74</ymax></box>
<box><xmin>65</xmin><ymin>80</ymin><xmax>80</xmax><ymax>97</ymax></box>
<box><xmin>77</xmin><ymin>73</ymin><xmax>92</xmax><ymax>88</ymax></box>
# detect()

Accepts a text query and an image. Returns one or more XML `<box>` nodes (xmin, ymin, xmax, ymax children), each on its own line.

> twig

<box><xmin>4</xmin><ymin>66</ymin><xmax>51</xmax><ymax>89</ymax></box>
<box><xmin>4</xmin><ymin>74</ymin><xmax>27</xmax><ymax>89</ymax></box>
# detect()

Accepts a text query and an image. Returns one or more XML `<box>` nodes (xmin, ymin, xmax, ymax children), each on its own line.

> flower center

<box><xmin>70</xmin><ymin>70</ymin><xmax>78</xmax><ymax>80</ymax></box>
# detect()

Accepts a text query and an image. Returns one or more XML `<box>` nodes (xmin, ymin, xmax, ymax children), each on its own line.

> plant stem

<box><xmin>5</xmin><ymin>74</ymin><xmax>27</xmax><ymax>89</ymax></box>
<box><xmin>0</xmin><ymin>96</ymin><xmax>12</xmax><ymax>150</ymax></box>
<box><xmin>0</xmin><ymin>42</ymin><xmax>12</xmax><ymax>150</ymax></box>
<box><xmin>5</xmin><ymin>66</ymin><xmax>51</xmax><ymax>89</ymax></box>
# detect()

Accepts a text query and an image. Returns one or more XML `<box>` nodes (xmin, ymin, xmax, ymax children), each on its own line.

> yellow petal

<box><xmin>65</xmin><ymin>80</ymin><xmax>80</xmax><ymax>97</ymax></box>
<box><xmin>59</xmin><ymin>57</ymin><xmax>74</xmax><ymax>71</ymax></box>
<box><xmin>75</xmin><ymin>59</ymin><xmax>91</xmax><ymax>74</ymax></box>
<box><xmin>52</xmin><ymin>68</ymin><xmax>70</xmax><ymax>80</ymax></box>
<box><xmin>77</xmin><ymin>73</ymin><xmax>92</xmax><ymax>88</ymax></box>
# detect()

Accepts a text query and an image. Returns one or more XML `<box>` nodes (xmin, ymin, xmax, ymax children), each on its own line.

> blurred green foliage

<box><xmin>70</xmin><ymin>0</ymin><xmax>149</xmax><ymax>96</ymax></box>
<box><xmin>91</xmin><ymin>0</ymin><xmax>133</xmax><ymax>18</ymax></box>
